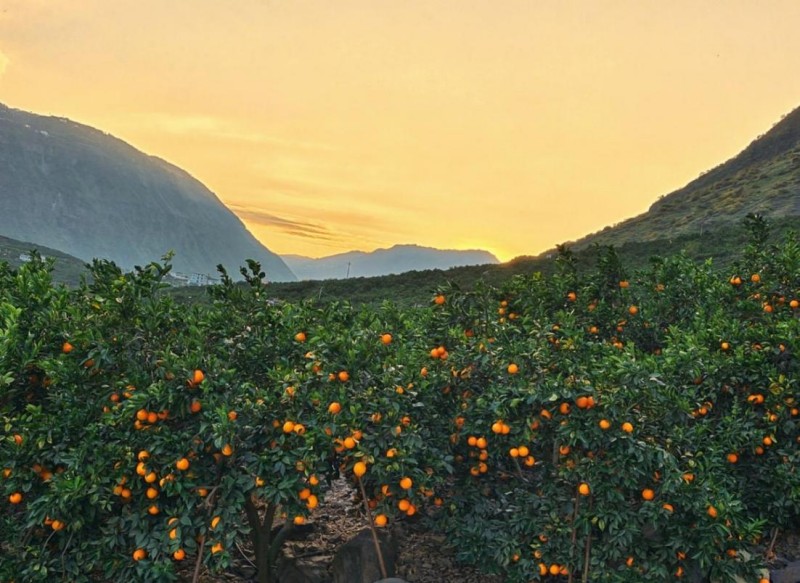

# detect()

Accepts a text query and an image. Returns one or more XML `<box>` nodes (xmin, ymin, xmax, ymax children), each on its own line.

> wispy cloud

<box><xmin>229</xmin><ymin>205</ymin><xmax>345</xmax><ymax>242</ymax></box>
<box><xmin>134</xmin><ymin>113</ymin><xmax>333</xmax><ymax>152</ymax></box>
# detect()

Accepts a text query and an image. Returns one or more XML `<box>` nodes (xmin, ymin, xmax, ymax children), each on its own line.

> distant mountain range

<box><xmin>281</xmin><ymin>245</ymin><xmax>499</xmax><ymax>280</ymax></box>
<box><xmin>0</xmin><ymin>103</ymin><xmax>295</xmax><ymax>281</ymax></box>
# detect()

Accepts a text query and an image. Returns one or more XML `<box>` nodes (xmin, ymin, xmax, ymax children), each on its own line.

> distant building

<box><xmin>187</xmin><ymin>273</ymin><xmax>219</xmax><ymax>286</ymax></box>
<box><xmin>19</xmin><ymin>253</ymin><xmax>46</xmax><ymax>262</ymax></box>
<box><xmin>188</xmin><ymin>273</ymin><xmax>209</xmax><ymax>286</ymax></box>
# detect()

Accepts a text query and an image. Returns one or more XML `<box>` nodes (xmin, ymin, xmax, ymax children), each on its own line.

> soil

<box><xmin>182</xmin><ymin>478</ymin><xmax>800</xmax><ymax>583</ymax></box>
<box><xmin>184</xmin><ymin>477</ymin><xmax>501</xmax><ymax>583</ymax></box>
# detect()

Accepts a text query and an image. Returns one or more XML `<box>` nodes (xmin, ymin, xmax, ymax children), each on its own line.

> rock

<box><xmin>331</xmin><ymin>528</ymin><xmax>398</xmax><ymax>583</ymax></box>
<box><xmin>770</xmin><ymin>559</ymin><xmax>800</xmax><ymax>583</ymax></box>
<box><xmin>277</xmin><ymin>556</ymin><xmax>330</xmax><ymax>583</ymax></box>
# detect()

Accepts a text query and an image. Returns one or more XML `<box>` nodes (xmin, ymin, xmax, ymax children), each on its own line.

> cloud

<box><xmin>229</xmin><ymin>205</ymin><xmax>345</xmax><ymax>242</ymax></box>
<box><xmin>134</xmin><ymin>113</ymin><xmax>333</xmax><ymax>151</ymax></box>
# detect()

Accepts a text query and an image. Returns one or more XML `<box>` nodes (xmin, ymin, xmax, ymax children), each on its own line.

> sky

<box><xmin>1</xmin><ymin>1</ymin><xmax>800</xmax><ymax>262</ymax></box>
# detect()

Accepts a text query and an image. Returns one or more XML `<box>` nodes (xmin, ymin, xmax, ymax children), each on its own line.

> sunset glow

<box><xmin>2</xmin><ymin>0</ymin><xmax>799</xmax><ymax>261</ymax></box>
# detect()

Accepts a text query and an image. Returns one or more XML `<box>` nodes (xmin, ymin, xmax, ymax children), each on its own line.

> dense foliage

<box><xmin>1</xmin><ymin>217</ymin><xmax>798</xmax><ymax>582</ymax></box>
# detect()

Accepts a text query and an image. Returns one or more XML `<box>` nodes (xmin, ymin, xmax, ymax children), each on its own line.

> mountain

<box><xmin>0</xmin><ymin>103</ymin><xmax>295</xmax><ymax>281</ymax></box>
<box><xmin>0</xmin><ymin>234</ymin><xmax>88</xmax><ymax>285</ymax></box>
<box><xmin>571</xmin><ymin>105</ymin><xmax>800</xmax><ymax>249</ymax></box>
<box><xmin>281</xmin><ymin>244</ymin><xmax>499</xmax><ymax>280</ymax></box>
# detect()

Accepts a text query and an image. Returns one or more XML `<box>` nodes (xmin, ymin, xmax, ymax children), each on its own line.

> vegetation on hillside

<box><xmin>1</xmin><ymin>216</ymin><xmax>797</xmax><ymax>583</ymax></box>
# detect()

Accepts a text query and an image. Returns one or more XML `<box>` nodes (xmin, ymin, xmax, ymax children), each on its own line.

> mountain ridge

<box><xmin>0</xmin><ymin>103</ymin><xmax>296</xmax><ymax>281</ymax></box>
<box><xmin>281</xmin><ymin>244</ymin><xmax>499</xmax><ymax>280</ymax></box>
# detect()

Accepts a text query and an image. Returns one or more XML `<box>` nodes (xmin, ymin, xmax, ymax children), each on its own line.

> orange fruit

<box><xmin>147</xmin><ymin>504</ymin><xmax>159</xmax><ymax>515</ymax></box>
<box><xmin>628</xmin><ymin>305</ymin><xmax>639</xmax><ymax>315</ymax></box>
<box><xmin>169</xmin><ymin>528</ymin><xmax>178</xmax><ymax>540</ymax></box>
<box><xmin>146</xmin><ymin>487</ymin><xmax>158</xmax><ymax>499</ymax></box>
<box><xmin>327</xmin><ymin>402</ymin><xmax>342</xmax><ymax>415</ymax></box>
<box><xmin>176</xmin><ymin>458</ymin><xmax>190</xmax><ymax>471</ymax></box>
<box><xmin>306</xmin><ymin>494</ymin><xmax>318</xmax><ymax>509</ymax></box>
<box><xmin>374</xmin><ymin>514</ymin><xmax>388</xmax><ymax>527</ymax></box>
<box><xmin>399</xmin><ymin>477</ymin><xmax>413</xmax><ymax>490</ymax></box>
<box><xmin>9</xmin><ymin>492</ymin><xmax>23</xmax><ymax>504</ymax></box>
<box><xmin>133</xmin><ymin>548</ymin><xmax>147</xmax><ymax>561</ymax></box>
<box><xmin>51</xmin><ymin>519</ymin><xmax>65</xmax><ymax>531</ymax></box>
<box><xmin>507</xmin><ymin>363</ymin><xmax>519</xmax><ymax>374</ymax></box>
<box><xmin>338</xmin><ymin>370</ymin><xmax>350</xmax><ymax>382</ymax></box>
<box><xmin>621</xmin><ymin>422</ymin><xmax>634</xmax><ymax>433</ymax></box>
<box><xmin>283</xmin><ymin>421</ymin><xmax>295</xmax><ymax>434</ymax></box>
<box><xmin>599</xmin><ymin>419</ymin><xmax>611</xmax><ymax>430</ymax></box>
<box><xmin>578</xmin><ymin>482</ymin><xmax>590</xmax><ymax>496</ymax></box>
<box><xmin>294</xmin><ymin>332</ymin><xmax>307</xmax><ymax>342</ymax></box>
<box><xmin>662</xmin><ymin>503</ymin><xmax>674</xmax><ymax>512</ymax></box>
<box><xmin>353</xmin><ymin>461</ymin><xmax>367</xmax><ymax>478</ymax></box>
<box><xmin>726</xmin><ymin>453</ymin><xmax>738</xmax><ymax>464</ymax></box>
<box><xmin>381</xmin><ymin>333</ymin><xmax>392</xmax><ymax>345</ymax></box>
<box><xmin>173</xmin><ymin>549</ymin><xmax>186</xmax><ymax>561</ymax></box>
<box><xmin>189</xmin><ymin>400</ymin><xmax>202</xmax><ymax>414</ymax></box>
<box><xmin>625</xmin><ymin>556</ymin><xmax>634</xmax><ymax>567</ymax></box>
<box><xmin>191</xmin><ymin>369</ymin><xmax>205</xmax><ymax>386</ymax></box>
<box><xmin>751</xmin><ymin>273</ymin><xmax>761</xmax><ymax>283</ymax></box>
<box><xmin>221</xmin><ymin>444</ymin><xmax>233</xmax><ymax>456</ymax></box>
<box><xmin>210</xmin><ymin>516</ymin><xmax>221</xmax><ymax>529</ymax></box>
<box><xmin>293</xmin><ymin>515</ymin><xmax>305</xmax><ymax>525</ymax></box>
<box><xmin>62</xmin><ymin>341</ymin><xmax>74</xmax><ymax>354</ymax></box>
<box><xmin>434</xmin><ymin>294</ymin><xmax>446</xmax><ymax>305</ymax></box>
<box><xmin>707</xmin><ymin>505</ymin><xmax>718</xmax><ymax>518</ymax></box>
<box><xmin>641</xmin><ymin>488</ymin><xmax>655</xmax><ymax>501</ymax></box>
<box><xmin>517</xmin><ymin>445</ymin><xmax>529</xmax><ymax>457</ymax></box>
<box><xmin>720</xmin><ymin>341</ymin><xmax>730</xmax><ymax>351</ymax></box>
<box><xmin>227</xmin><ymin>411</ymin><xmax>238</xmax><ymax>421</ymax></box>
<box><xmin>211</xmin><ymin>542</ymin><xmax>223</xmax><ymax>554</ymax></box>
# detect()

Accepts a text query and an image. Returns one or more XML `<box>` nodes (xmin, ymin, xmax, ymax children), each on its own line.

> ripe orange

<box><xmin>509</xmin><ymin>447</ymin><xmax>519</xmax><ymax>458</ymax></box>
<box><xmin>294</xmin><ymin>332</ymin><xmax>307</xmax><ymax>342</ymax></box>
<box><xmin>434</xmin><ymin>294</ymin><xmax>446</xmax><ymax>305</ymax></box>
<box><xmin>726</xmin><ymin>453</ymin><xmax>738</xmax><ymax>464</ymax></box>
<box><xmin>621</xmin><ymin>422</ymin><xmax>634</xmax><ymax>433</ymax></box>
<box><xmin>625</xmin><ymin>556</ymin><xmax>634</xmax><ymax>567</ymax></box>
<box><xmin>353</xmin><ymin>461</ymin><xmax>367</xmax><ymax>478</ymax></box>
<box><xmin>147</xmin><ymin>504</ymin><xmax>159</xmax><ymax>515</ymax></box>
<box><xmin>517</xmin><ymin>445</ymin><xmax>529</xmax><ymax>457</ymax></box>
<box><xmin>374</xmin><ymin>514</ymin><xmax>388</xmax><ymax>527</ymax></box>
<box><xmin>578</xmin><ymin>482</ymin><xmax>591</xmax><ymax>496</ymax></box>
<box><xmin>144</xmin><ymin>471</ymin><xmax>157</xmax><ymax>483</ymax></box>
<box><xmin>176</xmin><ymin>458</ymin><xmax>190</xmax><ymax>471</ymax></box>
<box><xmin>707</xmin><ymin>505</ymin><xmax>718</xmax><ymax>518</ymax></box>
<box><xmin>189</xmin><ymin>400</ymin><xmax>202</xmax><ymax>414</ymax></box>
<box><xmin>720</xmin><ymin>341</ymin><xmax>730</xmax><ymax>351</ymax></box>
<box><xmin>628</xmin><ymin>305</ymin><xmax>639</xmax><ymax>316</ymax></box>
<box><xmin>641</xmin><ymin>488</ymin><xmax>655</xmax><ymax>501</ymax></box>
<box><xmin>381</xmin><ymin>333</ymin><xmax>393</xmax><ymax>345</ymax></box>
<box><xmin>399</xmin><ymin>477</ymin><xmax>413</xmax><ymax>490</ymax></box>
<box><xmin>567</xmin><ymin>291</ymin><xmax>577</xmax><ymax>302</ymax></box>
<box><xmin>293</xmin><ymin>515</ymin><xmax>305</xmax><ymax>525</ymax></box>
<box><xmin>306</xmin><ymin>494</ymin><xmax>319</xmax><ymax>509</ymax></box>
<box><xmin>283</xmin><ymin>421</ymin><xmax>296</xmax><ymax>433</ymax></box>
<box><xmin>475</xmin><ymin>437</ymin><xmax>488</xmax><ymax>449</ymax></box>
<box><xmin>662</xmin><ymin>503</ymin><xmax>674</xmax><ymax>512</ymax></box>
<box><xmin>327</xmin><ymin>402</ymin><xmax>342</xmax><ymax>415</ymax></box>
<box><xmin>507</xmin><ymin>363</ymin><xmax>519</xmax><ymax>374</ymax></box>
<box><xmin>338</xmin><ymin>370</ymin><xmax>350</xmax><ymax>382</ymax></box>
<box><xmin>133</xmin><ymin>548</ymin><xmax>147</xmax><ymax>561</ymax></box>
<box><xmin>575</xmin><ymin>396</ymin><xmax>589</xmax><ymax>409</ymax></box>
<box><xmin>173</xmin><ymin>549</ymin><xmax>185</xmax><ymax>561</ymax></box>
<box><xmin>751</xmin><ymin>273</ymin><xmax>761</xmax><ymax>283</ymax></box>
<box><xmin>211</xmin><ymin>542</ymin><xmax>223</xmax><ymax>554</ymax></box>
<box><xmin>9</xmin><ymin>492</ymin><xmax>23</xmax><ymax>504</ymax></box>
<box><xmin>599</xmin><ymin>419</ymin><xmax>611</xmax><ymax>430</ymax></box>
<box><xmin>51</xmin><ymin>519</ymin><xmax>65</xmax><ymax>531</ymax></box>
<box><xmin>191</xmin><ymin>369</ymin><xmax>205</xmax><ymax>386</ymax></box>
<box><xmin>221</xmin><ymin>444</ymin><xmax>233</xmax><ymax>456</ymax></box>
<box><xmin>210</xmin><ymin>516</ymin><xmax>221</xmax><ymax>529</ymax></box>
<box><xmin>227</xmin><ymin>411</ymin><xmax>238</xmax><ymax>421</ymax></box>
<box><xmin>146</xmin><ymin>487</ymin><xmax>158</xmax><ymax>499</ymax></box>
<box><xmin>62</xmin><ymin>341</ymin><xmax>74</xmax><ymax>354</ymax></box>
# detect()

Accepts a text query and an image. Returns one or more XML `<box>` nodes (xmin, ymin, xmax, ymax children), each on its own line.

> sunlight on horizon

<box><xmin>2</xmin><ymin>1</ymin><xmax>800</xmax><ymax>262</ymax></box>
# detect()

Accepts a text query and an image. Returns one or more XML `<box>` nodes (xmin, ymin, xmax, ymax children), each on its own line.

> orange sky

<box><xmin>1</xmin><ymin>1</ymin><xmax>800</xmax><ymax>261</ymax></box>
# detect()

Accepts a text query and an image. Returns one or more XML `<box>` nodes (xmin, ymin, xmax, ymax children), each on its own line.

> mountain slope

<box><xmin>281</xmin><ymin>244</ymin><xmax>499</xmax><ymax>280</ymax></box>
<box><xmin>0</xmin><ymin>103</ymin><xmax>295</xmax><ymax>281</ymax></box>
<box><xmin>572</xmin><ymin>105</ymin><xmax>800</xmax><ymax>249</ymax></box>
